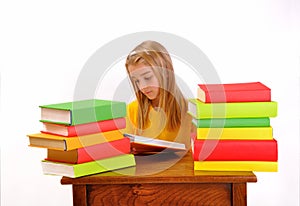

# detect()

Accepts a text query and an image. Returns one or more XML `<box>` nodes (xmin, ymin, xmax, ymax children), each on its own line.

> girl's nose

<box><xmin>138</xmin><ymin>79</ymin><xmax>148</xmax><ymax>90</ymax></box>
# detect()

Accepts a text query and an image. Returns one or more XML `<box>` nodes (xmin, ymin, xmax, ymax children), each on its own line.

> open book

<box><xmin>123</xmin><ymin>133</ymin><xmax>186</xmax><ymax>154</ymax></box>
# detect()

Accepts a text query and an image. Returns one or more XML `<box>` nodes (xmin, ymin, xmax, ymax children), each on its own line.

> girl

<box><xmin>124</xmin><ymin>40</ymin><xmax>192</xmax><ymax>149</ymax></box>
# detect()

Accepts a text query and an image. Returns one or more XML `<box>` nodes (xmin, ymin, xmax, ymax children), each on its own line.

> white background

<box><xmin>1</xmin><ymin>0</ymin><xmax>299</xmax><ymax>205</ymax></box>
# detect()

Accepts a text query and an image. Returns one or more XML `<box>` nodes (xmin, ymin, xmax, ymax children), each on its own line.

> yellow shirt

<box><xmin>122</xmin><ymin>100</ymin><xmax>192</xmax><ymax>148</ymax></box>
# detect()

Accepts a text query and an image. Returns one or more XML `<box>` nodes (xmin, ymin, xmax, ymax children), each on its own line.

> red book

<box><xmin>41</xmin><ymin>117</ymin><xmax>126</xmax><ymax>137</ymax></box>
<box><xmin>46</xmin><ymin>137</ymin><xmax>131</xmax><ymax>164</ymax></box>
<box><xmin>197</xmin><ymin>82</ymin><xmax>271</xmax><ymax>103</ymax></box>
<box><xmin>192</xmin><ymin>138</ymin><xmax>278</xmax><ymax>161</ymax></box>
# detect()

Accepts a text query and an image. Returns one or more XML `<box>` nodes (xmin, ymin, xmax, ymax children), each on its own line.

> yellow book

<box><xmin>27</xmin><ymin>130</ymin><xmax>124</xmax><ymax>151</ymax></box>
<box><xmin>197</xmin><ymin>127</ymin><xmax>273</xmax><ymax>140</ymax></box>
<box><xmin>194</xmin><ymin>161</ymin><xmax>278</xmax><ymax>172</ymax></box>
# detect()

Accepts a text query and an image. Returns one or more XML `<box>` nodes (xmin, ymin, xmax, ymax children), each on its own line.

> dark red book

<box><xmin>197</xmin><ymin>82</ymin><xmax>271</xmax><ymax>103</ymax></box>
<box><xmin>192</xmin><ymin>138</ymin><xmax>278</xmax><ymax>161</ymax></box>
<box><xmin>46</xmin><ymin>137</ymin><xmax>131</xmax><ymax>164</ymax></box>
<box><xmin>41</xmin><ymin>117</ymin><xmax>126</xmax><ymax>137</ymax></box>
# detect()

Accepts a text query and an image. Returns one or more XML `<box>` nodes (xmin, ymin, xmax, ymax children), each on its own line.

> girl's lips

<box><xmin>143</xmin><ymin>90</ymin><xmax>152</xmax><ymax>94</ymax></box>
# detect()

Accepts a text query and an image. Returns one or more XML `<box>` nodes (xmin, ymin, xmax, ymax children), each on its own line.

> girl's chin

<box><xmin>143</xmin><ymin>92</ymin><xmax>153</xmax><ymax>98</ymax></box>
<box><xmin>146</xmin><ymin>96</ymin><xmax>155</xmax><ymax>100</ymax></box>
<box><xmin>142</xmin><ymin>91</ymin><xmax>159</xmax><ymax>100</ymax></box>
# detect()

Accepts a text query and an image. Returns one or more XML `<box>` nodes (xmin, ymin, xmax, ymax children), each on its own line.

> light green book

<box><xmin>188</xmin><ymin>99</ymin><xmax>277</xmax><ymax>119</ymax></box>
<box><xmin>41</xmin><ymin>154</ymin><xmax>136</xmax><ymax>178</ymax></box>
<box><xmin>192</xmin><ymin>117</ymin><xmax>270</xmax><ymax>128</ymax></box>
<box><xmin>40</xmin><ymin>99</ymin><xmax>126</xmax><ymax>125</ymax></box>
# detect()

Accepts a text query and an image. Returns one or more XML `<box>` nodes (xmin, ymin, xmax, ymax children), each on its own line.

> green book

<box><xmin>41</xmin><ymin>154</ymin><xmax>136</xmax><ymax>178</ymax></box>
<box><xmin>188</xmin><ymin>99</ymin><xmax>277</xmax><ymax>119</ymax></box>
<box><xmin>40</xmin><ymin>99</ymin><xmax>126</xmax><ymax>125</ymax></box>
<box><xmin>192</xmin><ymin>117</ymin><xmax>270</xmax><ymax>128</ymax></box>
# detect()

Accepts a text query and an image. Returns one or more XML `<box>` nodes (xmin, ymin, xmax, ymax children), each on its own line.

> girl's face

<box><xmin>128</xmin><ymin>63</ymin><xmax>160</xmax><ymax>104</ymax></box>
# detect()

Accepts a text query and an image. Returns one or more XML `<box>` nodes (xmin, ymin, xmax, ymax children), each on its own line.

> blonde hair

<box><xmin>125</xmin><ymin>40</ymin><xmax>187</xmax><ymax>132</ymax></box>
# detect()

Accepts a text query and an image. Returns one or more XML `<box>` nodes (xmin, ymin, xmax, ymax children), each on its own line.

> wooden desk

<box><xmin>61</xmin><ymin>152</ymin><xmax>257</xmax><ymax>206</ymax></box>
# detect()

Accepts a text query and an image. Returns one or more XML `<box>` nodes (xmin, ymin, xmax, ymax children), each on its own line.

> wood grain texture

<box><xmin>87</xmin><ymin>183</ymin><xmax>231</xmax><ymax>206</ymax></box>
<box><xmin>232</xmin><ymin>183</ymin><xmax>247</xmax><ymax>206</ymax></box>
<box><xmin>72</xmin><ymin>185</ymin><xmax>87</xmax><ymax>206</ymax></box>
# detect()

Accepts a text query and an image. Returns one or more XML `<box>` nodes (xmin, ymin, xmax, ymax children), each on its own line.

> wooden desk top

<box><xmin>61</xmin><ymin>152</ymin><xmax>257</xmax><ymax>185</ymax></box>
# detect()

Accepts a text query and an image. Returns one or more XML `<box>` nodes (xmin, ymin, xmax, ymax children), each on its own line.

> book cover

<box><xmin>197</xmin><ymin>82</ymin><xmax>271</xmax><ymax>103</ymax></box>
<box><xmin>192</xmin><ymin>139</ymin><xmax>278</xmax><ymax>161</ymax></box>
<box><xmin>27</xmin><ymin>130</ymin><xmax>124</xmax><ymax>151</ymax></box>
<box><xmin>42</xmin><ymin>117</ymin><xmax>126</xmax><ymax>137</ymax></box>
<box><xmin>123</xmin><ymin>133</ymin><xmax>186</xmax><ymax>154</ymax></box>
<box><xmin>194</xmin><ymin>161</ymin><xmax>278</xmax><ymax>172</ymax></box>
<box><xmin>46</xmin><ymin>137</ymin><xmax>131</xmax><ymax>164</ymax></box>
<box><xmin>196</xmin><ymin>127</ymin><xmax>273</xmax><ymax>140</ymax></box>
<box><xmin>192</xmin><ymin>117</ymin><xmax>270</xmax><ymax>128</ymax></box>
<box><xmin>41</xmin><ymin>154</ymin><xmax>136</xmax><ymax>178</ymax></box>
<box><xmin>188</xmin><ymin>98</ymin><xmax>278</xmax><ymax>119</ymax></box>
<box><xmin>40</xmin><ymin>99</ymin><xmax>126</xmax><ymax>125</ymax></box>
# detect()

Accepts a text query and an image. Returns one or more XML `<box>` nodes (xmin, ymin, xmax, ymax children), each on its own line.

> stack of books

<box><xmin>27</xmin><ymin>99</ymin><xmax>136</xmax><ymax>178</ymax></box>
<box><xmin>188</xmin><ymin>82</ymin><xmax>278</xmax><ymax>172</ymax></box>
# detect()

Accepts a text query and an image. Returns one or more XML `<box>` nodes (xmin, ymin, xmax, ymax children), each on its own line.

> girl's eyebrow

<box><xmin>140</xmin><ymin>71</ymin><xmax>151</xmax><ymax>76</ymax></box>
<box><xmin>130</xmin><ymin>70</ymin><xmax>152</xmax><ymax>79</ymax></box>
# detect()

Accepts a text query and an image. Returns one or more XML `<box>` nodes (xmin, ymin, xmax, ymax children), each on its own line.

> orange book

<box><xmin>27</xmin><ymin>130</ymin><xmax>124</xmax><ymax>151</ymax></box>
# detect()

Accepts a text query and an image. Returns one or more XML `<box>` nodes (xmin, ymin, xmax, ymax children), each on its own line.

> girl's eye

<box><xmin>134</xmin><ymin>80</ymin><xmax>140</xmax><ymax>84</ymax></box>
<box><xmin>144</xmin><ymin>76</ymin><xmax>152</xmax><ymax>81</ymax></box>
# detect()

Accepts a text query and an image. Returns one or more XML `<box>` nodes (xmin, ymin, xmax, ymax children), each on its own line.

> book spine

<box><xmin>192</xmin><ymin>139</ymin><xmax>278</xmax><ymax>161</ymax></box>
<box><xmin>196</xmin><ymin>127</ymin><xmax>273</xmax><ymax>140</ymax></box>
<box><xmin>67</xmin><ymin>118</ymin><xmax>126</xmax><ymax>136</ymax></box>
<box><xmin>192</xmin><ymin>117</ymin><xmax>270</xmax><ymax>128</ymax></box>
<box><xmin>46</xmin><ymin>137</ymin><xmax>131</xmax><ymax>164</ymax></box>
<box><xmin>194</xmin><ymin>161</ymin><xmax>278</xmax><ymax>172</ymax></box>
<box><xmin>198</xmin><ymin>82</ymin><xmax>271</xmax><ymax>103</ymax></box>
<box><xmin>65</xmin><ymin>130</ymin><xmax>124</xmax><ymax>151</ymax></box>
<box><xmin>77</xmin><ymin>138</ymin><xmax>131</xmax><ymax>163</ymax></box>
<box><xmin>42</xmin><ymin>154</ymin><xmax>136</xmax><ymax>178</ymax></box>
<box><xmin>73</xmin><ymin>154</ymin><xmax>136</xmax><ymax>178</ymax></box>
<box><xmin>188</xmin><ymin>99</ymin><xmax>278</xmax><ymax>119</ymax></box>
<box><xmin>203</xmin><ymin>90</ymin><xmax>271</xmax><ymax>103</ymax></box>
